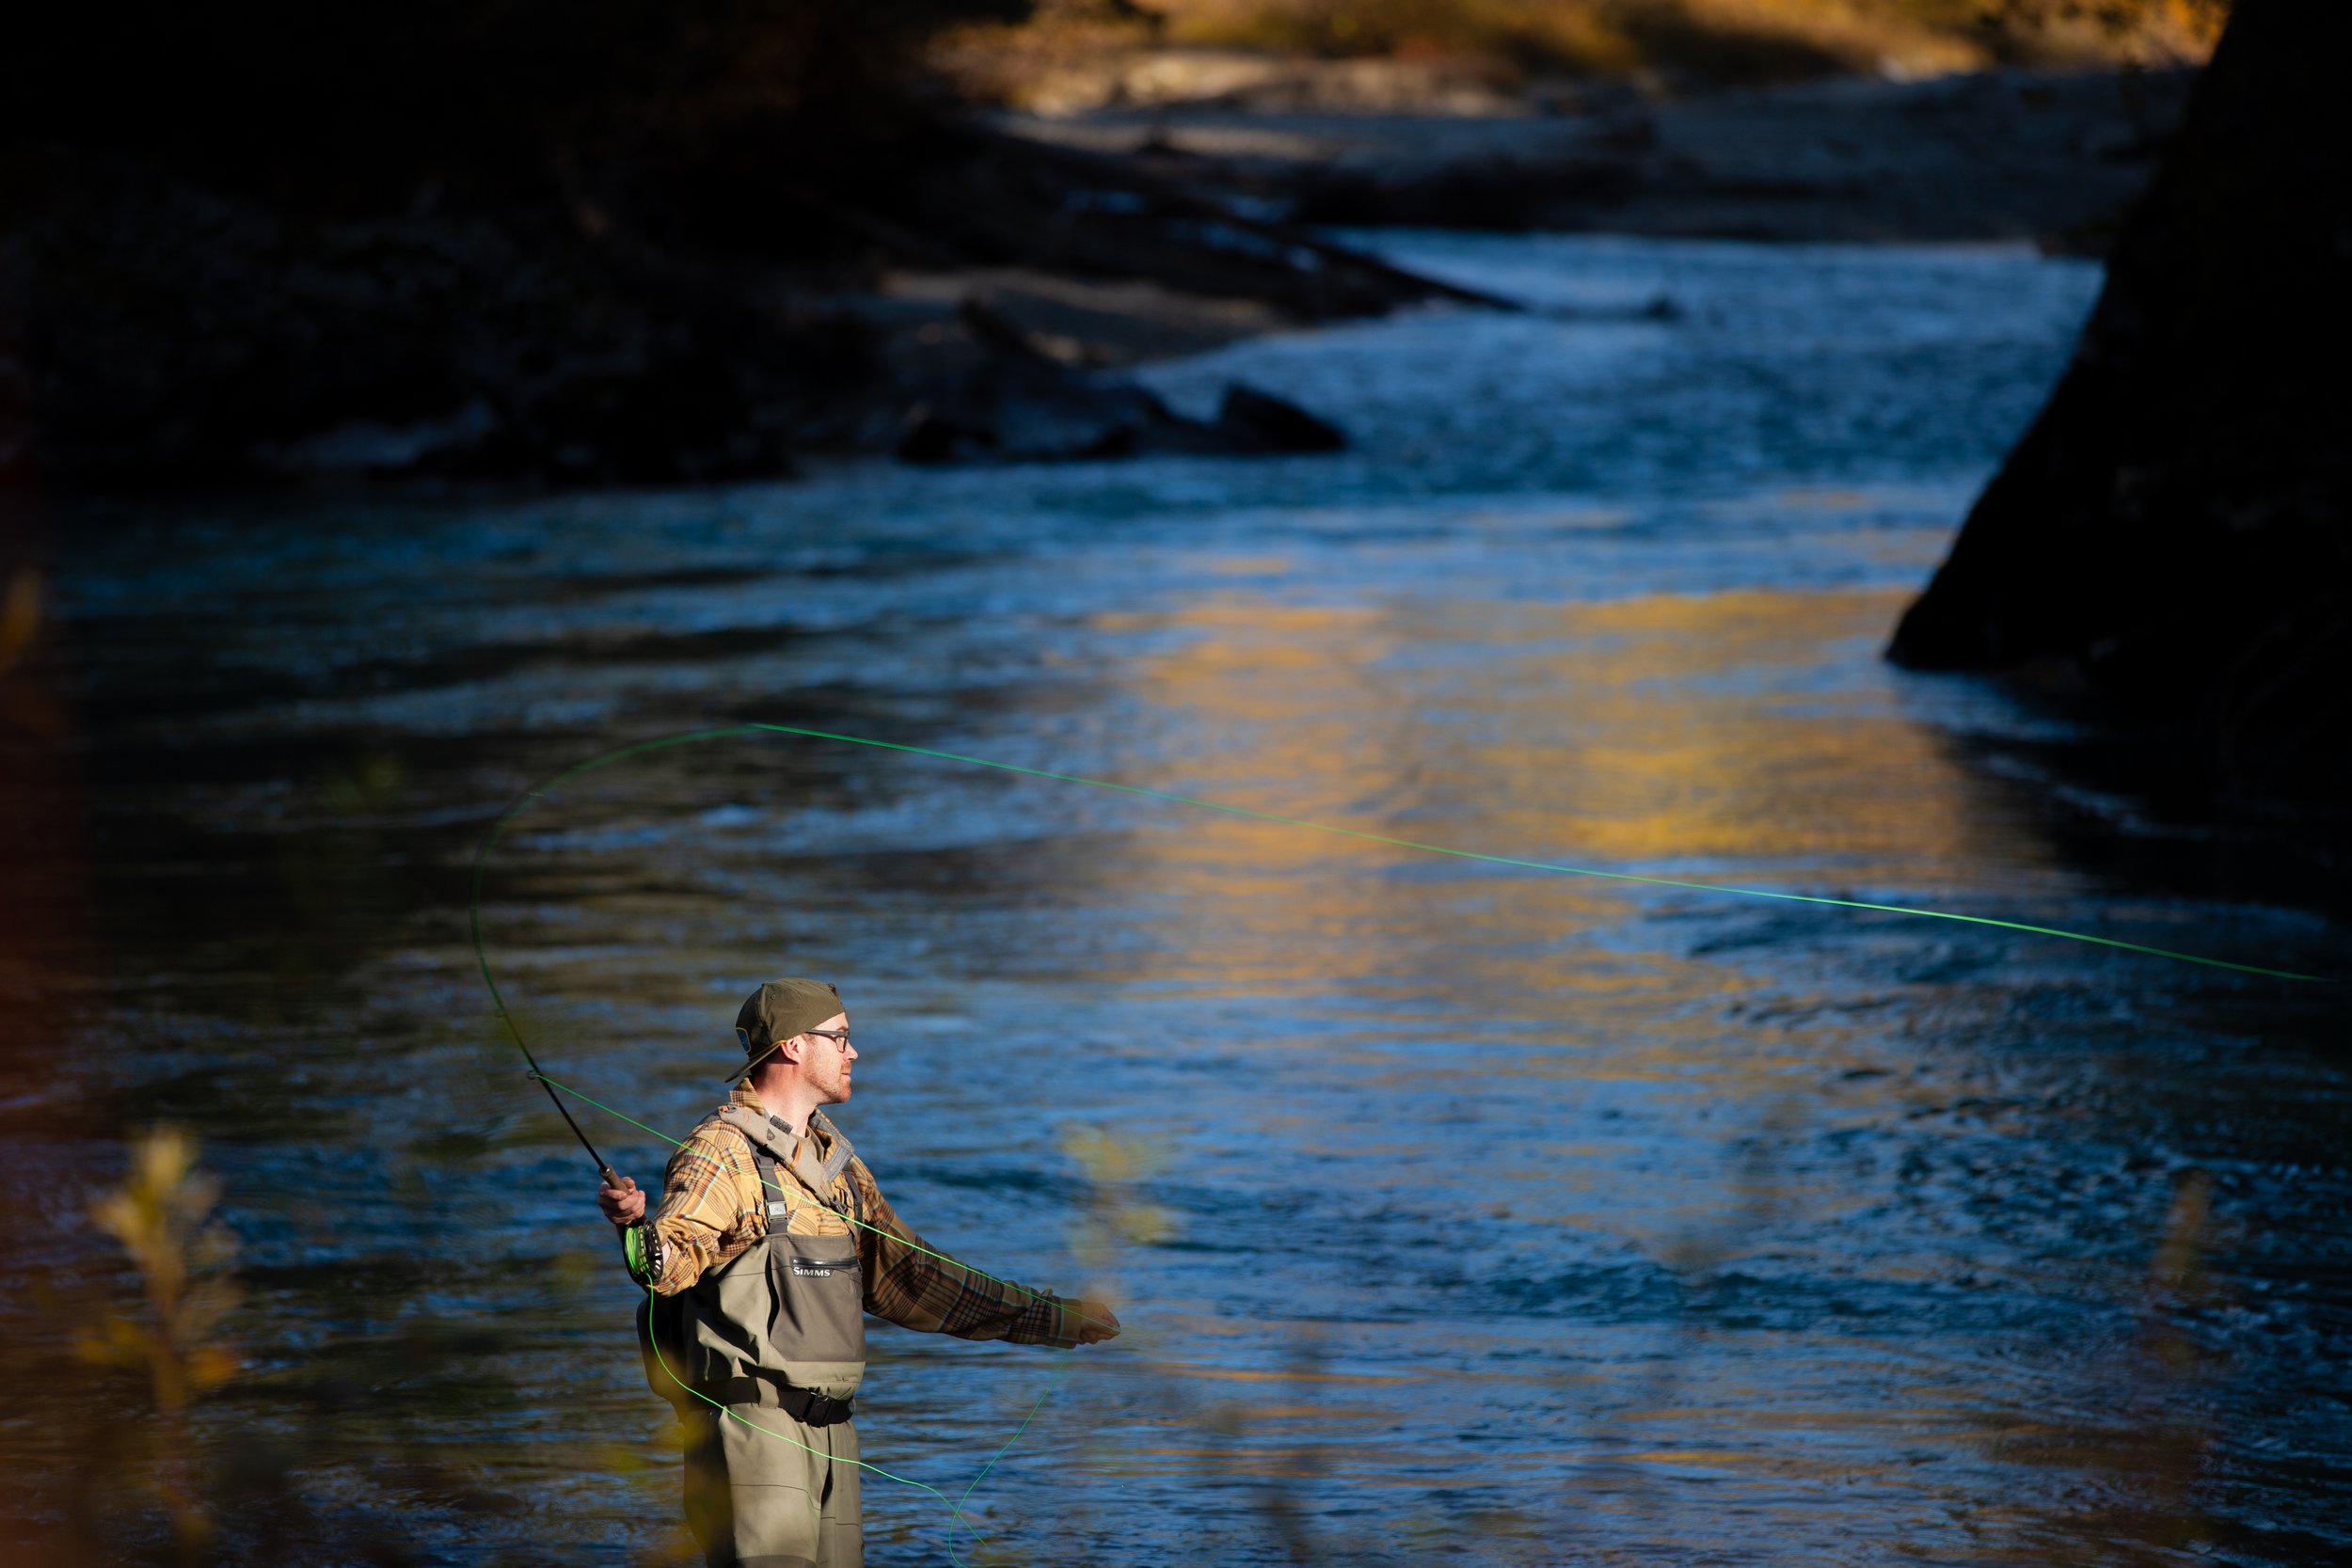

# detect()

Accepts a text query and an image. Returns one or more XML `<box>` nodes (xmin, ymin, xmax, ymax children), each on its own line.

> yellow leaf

<box><xmin>186</xmin><ymin>1346</ymin><xmax>242</xmax><ymax>1392</ymax></box>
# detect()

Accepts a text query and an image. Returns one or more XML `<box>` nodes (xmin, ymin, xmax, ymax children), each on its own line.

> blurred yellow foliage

<box><xmin>1060</xmin><ymin>1121</ymin><xmax>1170</xmax><ymax>1185</ymax></box>
<box><xmin>79</xmin><ymin>1127</ymin><xmax>244</xmax><ymax>1560</ymax></box>
<box><xmin>1061</xmin><ymin>1123</ymin><xmax>1182</xmax><ymax>1265</ymax></box>
<box><xmin>0</xmin><ymin>564</ymin><xmax>67</xmax><ymax>737</ymax></box>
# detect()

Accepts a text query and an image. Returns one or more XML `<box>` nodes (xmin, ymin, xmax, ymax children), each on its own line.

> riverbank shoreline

<box><xmin>997</xmin><ymin>64</ymin><xmax>2194</xmax><ymax>246</ymax></box>
<box><xmin>2</xmin><ymin>66</ymin><xmax>2187</xmax><ymax>494</ymax></box>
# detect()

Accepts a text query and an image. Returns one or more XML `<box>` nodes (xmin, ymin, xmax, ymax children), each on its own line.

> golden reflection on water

<box><xmin>1112</xmin><ymin>583</ymin><xmax>2015</xmax><ymax>879</ymax></box>
<box><xmin>1092</xmin><ymin>580</ymin><xmax>2046</xmax><ymax>1027</ymax></box>
<box><xmin>1045</xmin><ymin>577</ymin><xmax>2194</xmax><ymax>1560</ymax></box>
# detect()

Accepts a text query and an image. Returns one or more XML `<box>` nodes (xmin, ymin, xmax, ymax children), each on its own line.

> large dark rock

<box><xmin>894</xmin><ymin>374</ymin><xmax>1180</xmax><ymax>464</ymax></box>
<box><xmin>1213</xmin><ymin>383</ymin><xmax>1344</xmax><ymax>454</ymax></box>
<box><xmin>1887</xmin><ymin>0</ymin><xmax>2352</xmax><ymax>816</ymax></box>
<box><xmin>894</xmin><ymin>300</ymin><xmax>1343</xmax><ymax>464</ymax></box>
<box><xmin>894</xmin><ymin>128</ymin><xmax>1512</xmax><ymax>322</ymax></box>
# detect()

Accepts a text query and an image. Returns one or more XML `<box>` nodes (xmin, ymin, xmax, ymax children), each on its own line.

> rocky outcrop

<box><xmin>893</xmin><ymin>376</ymin><xmax>1340</xmax><ymax>464</ymax></box>
<box><xmin>1887</xmin><ymin>0</ymin><xmax>2352</xmax><ymax>815</ymax></box>
<box><xmin>0</xmin><ymin>125</ymin><xmax>1445</xmax><ymax>489</ymax></box>
<box><xmin>893</xmin><ymin>301</ymin><xmax>1341</xmax><ymax>462</ymax></box>
<box><xmin>887</xmin><ymin>129</ymin><xmax>1510</xmax><ymax>318</ymax></box>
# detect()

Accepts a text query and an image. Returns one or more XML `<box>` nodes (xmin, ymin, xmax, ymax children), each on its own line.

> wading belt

<box><xmin>705</xmin><ymin>1371</ymin><xmax>857</xmax><ymax>1427</ymax></box>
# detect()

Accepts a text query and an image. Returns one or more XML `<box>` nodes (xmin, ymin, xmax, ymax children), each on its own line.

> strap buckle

<box><xmin>785</xmin><ymin>1386</ymin><xmax>856</xmax><ymax>1427</ymax></box>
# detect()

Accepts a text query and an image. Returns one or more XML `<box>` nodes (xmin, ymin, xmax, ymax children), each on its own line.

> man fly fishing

<box><xmin>596</xmin><ymin>977</ymin><xmax>1120</xmax><ymax>1568</ymax></box>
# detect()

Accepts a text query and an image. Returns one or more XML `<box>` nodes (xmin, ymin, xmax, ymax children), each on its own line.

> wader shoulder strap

<box><xmin>807</xmin><ymin>1109</ymin><xmax>858</xmax><ymax>1192</ymax></box>
<box><xmin>805</xmin><ymin>1111</ymin><xmax>863</xmax><ymax>1223</ymax></box>
<box><xmin>718</xmin><ymin>1104</ymin><xmax>854</xmax><ymax>1219</ymax></box>
<box><xmin>751</xmin><ymin>1144</ymin><xmax>786</xmax><ymax>1223</ymax></box>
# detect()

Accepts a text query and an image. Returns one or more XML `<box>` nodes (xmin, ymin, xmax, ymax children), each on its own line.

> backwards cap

<box><xmin>726</xmin><ymin>977</ymin><xmax>843</xmax><ymax>1083</ymax></box>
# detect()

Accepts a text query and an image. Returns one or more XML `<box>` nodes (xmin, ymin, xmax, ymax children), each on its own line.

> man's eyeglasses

<box><xmin>802</xmin><ymin>1028</ymin><xmax>851</xmax><ymax>1049</ymax></box>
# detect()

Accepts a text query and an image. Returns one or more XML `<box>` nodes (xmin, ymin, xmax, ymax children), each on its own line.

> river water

<box><xmin>16</xmin><ymin>233</ymin><xmax>2349</xmax><ymax>1565</ymax></box>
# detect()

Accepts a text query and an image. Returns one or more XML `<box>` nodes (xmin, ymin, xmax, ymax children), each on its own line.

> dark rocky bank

<box><xmin>1888</xmin><ymin>0</ymin><xmax>2352</xmax><ymax>832</ymax></box>
<box><xmin>998</xmin><ymin>65</ymin><xmax>2197</xmax><ymax>245</ymax></box>
<box><xmin>0</xmin><ymin>126</ymin><xmax>1456</xmax><ymax>490</ymax></box>
<box><xmin>1</xmin><ymin>52</ymin><xmax>2193</xmax><ymax>495</ymax></box>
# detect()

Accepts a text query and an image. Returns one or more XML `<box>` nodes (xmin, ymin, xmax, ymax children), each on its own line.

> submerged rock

<box><xmin>1212</xmin><ymin>383</ymin><xmax>1344</xmax><ymax>454</ymax></box>
<box><xmin>896</xmin><ymin>370</ymin><xmax>1343</xmax><ymax>466</ymax></box>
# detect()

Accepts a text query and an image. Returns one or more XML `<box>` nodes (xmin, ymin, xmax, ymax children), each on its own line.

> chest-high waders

<box><xmin>640</xmin><ymin>1108</ymin><xmax>870</xmax><ymax>1568</ymax></box>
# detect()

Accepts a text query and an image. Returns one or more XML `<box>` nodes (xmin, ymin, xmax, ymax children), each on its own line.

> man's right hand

<box><xmin>599</xmin><ymin>1173</ymin><xmax>645</xmax><ymax>1227</ymax></box>
<box><xmin>1073</xmin><ymin>1299</ymin><xmax>1120</xmax><ymax>1345</ymax></box>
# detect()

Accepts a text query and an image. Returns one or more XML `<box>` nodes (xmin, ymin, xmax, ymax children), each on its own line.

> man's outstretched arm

<box><xmin>850</xmin><ymin>1161</ymin><xmax>1119</xmax><ymax>1346</ymax></box>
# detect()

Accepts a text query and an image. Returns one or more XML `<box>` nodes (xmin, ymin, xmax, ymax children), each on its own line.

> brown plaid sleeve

<box><xmin>849</xmin><ymin>1159</ymin><xmax>1083</xmax><ymax>1347</ymax></box>
<box><xmin>643</xmin><ymin>1117</ymin><xmax>766</xmax><ymax>1296</ymax></box>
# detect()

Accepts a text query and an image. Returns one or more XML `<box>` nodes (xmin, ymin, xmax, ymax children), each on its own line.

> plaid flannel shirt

<box><xmin>638</xmin><ymin>1082</ymin><xmax>1082</xmax><ymax>1348</ymax></box>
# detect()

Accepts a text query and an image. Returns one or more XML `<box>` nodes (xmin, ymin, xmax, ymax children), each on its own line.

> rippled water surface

<box><xmin>17</xmin><ymin>234</ymin><xmax>2350</xmax><ymax>1565</ymax></box>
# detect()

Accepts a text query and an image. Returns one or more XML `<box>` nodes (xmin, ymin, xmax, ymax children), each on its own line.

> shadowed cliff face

<box><xmin>0</xmin><ymin>0</ymin><xmax>2208</xmax><ymax>493</ymax></box>
<box><xmin>0</xmin><ymin>0</ymin><xmax>1027</xmax><ymax>208</ymax></box>
<box><xmin>1887</xmin><ymin>0</ymin><xmax>2352</xmax><ymax>822</ymax></box>
<box><xmin>0</xmin><ymin>0</ymin><xmax>1007</xmax><ymax>486</ymax></box>
<box><xmin>0</xmin><ymin>0</ymin><xmax>1391</xmax><ymax>487</ymax></box>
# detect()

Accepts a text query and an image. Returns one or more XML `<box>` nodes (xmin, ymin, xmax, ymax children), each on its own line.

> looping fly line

<box><xmin>468</xmin><ymin>722</ymin><xmax>2329</xmax><ymax>1559</ymax></box>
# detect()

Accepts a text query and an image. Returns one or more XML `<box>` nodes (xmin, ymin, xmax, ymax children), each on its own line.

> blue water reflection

<box><xmin>29</xmin><ymin>235</ymin><xmax>2349</xmax><ymax>1565</ymax></box>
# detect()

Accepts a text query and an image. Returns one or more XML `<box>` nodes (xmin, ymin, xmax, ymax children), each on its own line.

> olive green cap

<box><xmin>726</xmin><ymin>977</ymin><xmax>843</xmax><ymax>1082</ymax></box>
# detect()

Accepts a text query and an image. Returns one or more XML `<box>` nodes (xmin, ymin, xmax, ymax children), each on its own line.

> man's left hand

<box><xmin>1073</xmin><ymin>1299</ymin><xmax>1120</xmax><ymax>1344</ymax></box>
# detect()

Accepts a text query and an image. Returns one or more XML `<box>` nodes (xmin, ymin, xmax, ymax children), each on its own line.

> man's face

<box><xmin>797</xmin><ymin>1011</ymin><xmax>855</xmax><ymax>1105</ymax></box>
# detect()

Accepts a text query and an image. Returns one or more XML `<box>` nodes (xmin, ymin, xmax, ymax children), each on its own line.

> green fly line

<box><xmin>467</xmin><ymin>722</ymin><xmax>2332</xmax><ymax>1560</ymax></box>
